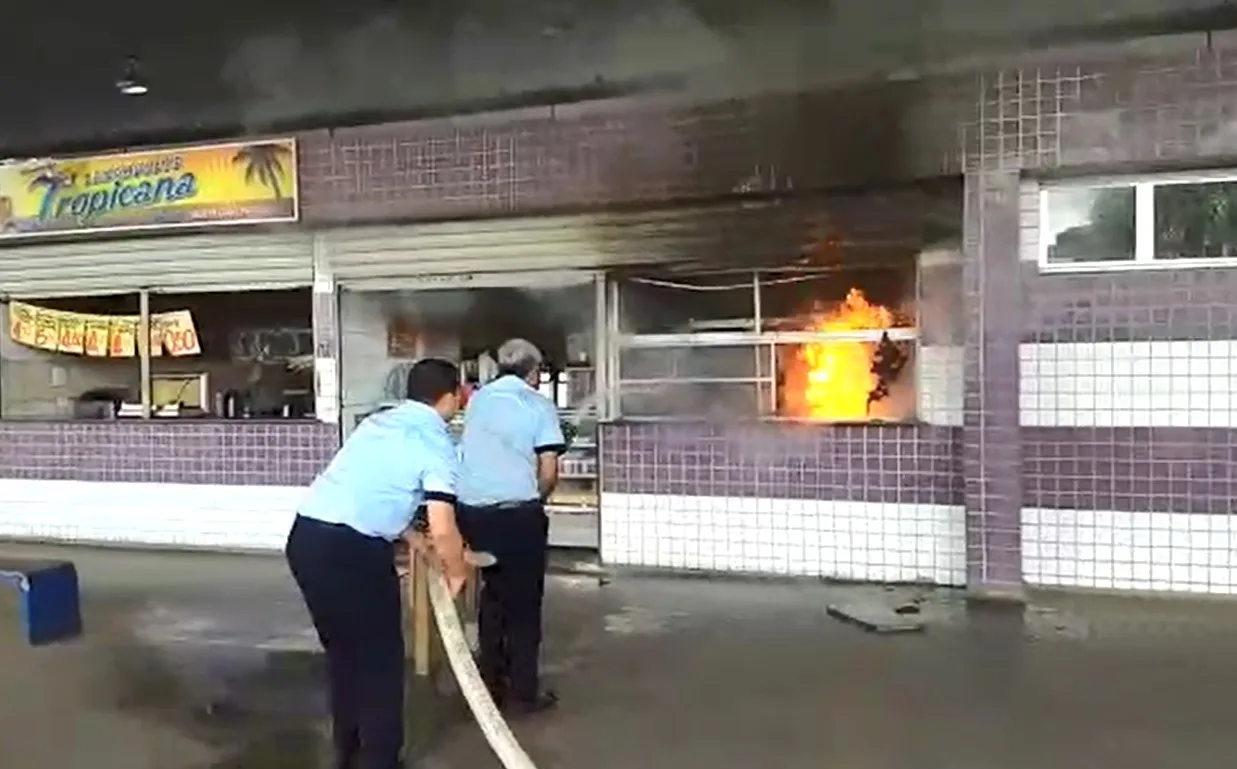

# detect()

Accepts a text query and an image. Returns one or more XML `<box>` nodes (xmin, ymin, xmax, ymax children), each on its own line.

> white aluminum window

<box><xmin>611</xmin><ymin>268</ymin><xmax>921</xmax><ymax>422</ymax></box>
<box><xmin>1039</xmin><ymin>170</ymin><xmax>1237</xmax><ymax>272</ymax></box>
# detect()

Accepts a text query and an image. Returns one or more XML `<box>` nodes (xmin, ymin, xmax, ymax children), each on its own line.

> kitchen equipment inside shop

<box><xmin>339</xmin><ymin>275</ymin><xmax>602</xmax><ymax>549</ymax></box>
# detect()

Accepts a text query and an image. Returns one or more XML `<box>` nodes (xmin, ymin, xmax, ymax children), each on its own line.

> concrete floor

<box><xmin>2</xmin><ymin>544</ymin><xmax>1237</xmax><ymax>769</ymax></box>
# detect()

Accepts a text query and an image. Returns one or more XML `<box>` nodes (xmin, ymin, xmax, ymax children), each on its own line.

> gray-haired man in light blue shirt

<box><xmin>456</xmin><ymin>338</ymin><xmax>565</xmax><ymax>715</ymax></box>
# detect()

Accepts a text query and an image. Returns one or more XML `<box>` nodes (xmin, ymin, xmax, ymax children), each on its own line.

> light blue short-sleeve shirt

<box><xmin>298</xmin><ymin>401</ymin><xmax>458</xmax><ymax>540</ymax></box>
<box><xmin>457</xmin><ymin>375</ymin><xmax>566</xmax><ymax>506</ymax></box>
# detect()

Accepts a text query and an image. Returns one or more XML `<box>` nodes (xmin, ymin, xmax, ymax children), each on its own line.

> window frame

<box><xmin>1038</xmin><ymin>169</ymin><xmax>1237</xmax><ymax>273</ymax></box>
<box><xmin>0</xmin><ymin>287</ymin><xmax>316</xmax><ymax>421</ymax></box>
<box><xmin>611</xmin><ymin>269</ymin><xmax>921</xmax><ymax>422</ymax></box>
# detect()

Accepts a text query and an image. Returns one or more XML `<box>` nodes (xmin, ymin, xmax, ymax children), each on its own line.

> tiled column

<box><xmin>311</xmin><ymin>235</ymin><xmax>342</xmax><ymax>432</ymax></box>
<box><xmin>962</xmin><ymin>169</ymin><xmax>1025</xmax><ymax>599</ymax></box>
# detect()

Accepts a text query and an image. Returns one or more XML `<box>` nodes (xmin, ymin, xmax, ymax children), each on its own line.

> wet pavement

<box><xmin>2</xmin><ymin>543</ymin><xmax>1237</xmax><ymax>769</ymax></box>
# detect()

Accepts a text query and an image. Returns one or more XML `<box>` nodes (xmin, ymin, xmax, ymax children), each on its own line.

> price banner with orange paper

<box><xmin>108</xmin><ymin>316</ymin><xmax>137</xmax><ymax>357</ymax></box>
<box><xmin>82</xmin><ymin>316</ymin><xmax>110</xmax><ymax>356</ymax></box>
<box><xmin>7</xmin><ymin>302</ymin><xmax>36</xmax><ymax>348</ymax></box>
<box><xmin>32</xmin><ymin>309</ymin><xmax>60</xmax><ymax>351</ymax></box>
<box><xmin>154</xmin><ymin>309</ymin><xmax>201</xmax><ymax>357</ymax></box>
<box><xmin>5</xmin><ymin>301</ymin><xmax>200</xmax><ymax>358</ymax></box>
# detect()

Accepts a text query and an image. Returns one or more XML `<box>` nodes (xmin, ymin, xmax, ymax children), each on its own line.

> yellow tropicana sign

<box><xmin>0</xmin><ymin>138</ymin><xmax>298</xmax><ymax>240</ymax></box>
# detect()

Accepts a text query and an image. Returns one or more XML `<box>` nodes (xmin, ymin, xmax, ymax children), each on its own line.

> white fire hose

<box><xmin>421</xmin><ymin>552</ymin><xmax>541</xmax><ymax>769</ymax></box>
<box><xmin>404</xmin><ymin>392</ymin><xmax>599</xmax><ymax>769</ymax></box>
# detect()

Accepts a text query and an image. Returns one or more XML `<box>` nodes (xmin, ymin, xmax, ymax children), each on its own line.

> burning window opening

<box><xmin>615</xmin><ymin>270</ymin><xmax>918</xmax><ymax>422</ymax></box>
<box><xmin>779</xmin><ymin>288</ymin><xmax>916</xmax><ymax>422</ymax></box>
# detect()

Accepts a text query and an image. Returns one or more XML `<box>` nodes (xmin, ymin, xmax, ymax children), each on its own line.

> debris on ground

<box><xmin>827</xmin><ymin>600</ymin><xmax>927</xmax><ymax>634</ymax></box>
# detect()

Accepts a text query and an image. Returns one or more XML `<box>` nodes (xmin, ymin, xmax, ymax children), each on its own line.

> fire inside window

<box><xmin>778</xmin><ymin>288</ymin><xmax>913</xmax><ymax>422</ymax></box>
<box><xmin>616</xmin><ymin>266</ymin><xmax>918</xmax><ymax>422</ymax></box>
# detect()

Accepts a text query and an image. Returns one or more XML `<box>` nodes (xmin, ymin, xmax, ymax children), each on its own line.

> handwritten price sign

<box><xmin>83</xmin><ymin>317</ymin><xmax>110</xmax><ymax>356</ymax></box>
<box><xmin>32</xmin><ymin>311</ymin><xmax>60</xmax><ymax>351</ymax></box>
<box><xmin>108</xmin><ymin>317</ymin><xmax>137</xmax><ymax>357</ymax></box>
<box><xmin>5</xmin><ymin>302</ymin><xmax>200</xmax><ymax>358</ymax></box>
<box><xmin>57</xmin><ymin>314</ymin><xmax>85</xmax><ymax>354</ymax></box>
<box><xmin>7</xmin><ymin>303</ymin><xmax>35</xmax><ymax>347</ymax></box>
<box><xmin>156</xmin><ymin>310</ymin><xmax>200</xmax><ymax>357</ymax></box>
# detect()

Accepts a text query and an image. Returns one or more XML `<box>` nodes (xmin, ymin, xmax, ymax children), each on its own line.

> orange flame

<box><xmin>783</xmin><ymin>288</ymin><xmax>895</xmax><ymax>421</ymax></box>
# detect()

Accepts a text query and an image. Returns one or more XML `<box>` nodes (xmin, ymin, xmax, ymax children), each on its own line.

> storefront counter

<box><xmin>597</xmin><ymin>419</ymin><xmax>965</xmax><ymax>582</ymax></box>
<box><xmin>0</xmin><ymin>419</ymin><xmax>338</xmax><ymax>550</ymax></box>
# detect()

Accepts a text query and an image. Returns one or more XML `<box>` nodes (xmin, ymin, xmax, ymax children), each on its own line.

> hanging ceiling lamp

<box><xmin>116</xmin><ymin>56</ymin><xmax>149</xmax><ymax>95</ymax></box>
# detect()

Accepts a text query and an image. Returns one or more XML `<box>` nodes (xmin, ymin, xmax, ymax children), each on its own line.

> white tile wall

<box><xmin>1019</xmin><ymin>179</ymin><xmax>1041</xmax><ymax>263</ymax></box>
<box><xmin>601</xmin><ymin>493</ymin><xmax>966</xmax><ymax>585</ymax></box>
<box><xmin>339</xmin><ymin>290</ymin><xmax>402</xmax><ymax>432</ymax></box>
<box><xmin>0</xmin><ymin>478</ymin><xmax>603</xmax><ymax>556</ymax></box>
<box><xmin>1023</xmin><ymin>508</ymin><xmax>1237</xmax><ymax>596</ymax></box>
<box><xmin>1020</xmin><ymin>340</ymin><xmax>1237</xmax><ymax>427</ymax></box>
<box><xmin>0</xmin><ymin>479</ymin><xmax>302</xmax><ymax>550</ymax></box>
<box><xmin>918</xmin><ymin>344</ymin><xmax>964</xmax><ymax>426</ymax></box>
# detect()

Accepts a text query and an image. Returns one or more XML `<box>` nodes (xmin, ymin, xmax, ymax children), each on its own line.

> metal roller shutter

<box><xmin>0</xmin><ymin>230</ymin><xmax>315</xmax><ymax>298</ymax></box>
<box><xmin>322</xmin><ymin>201</ymin><xmax>814</xmax><ymax>289</ymax></box>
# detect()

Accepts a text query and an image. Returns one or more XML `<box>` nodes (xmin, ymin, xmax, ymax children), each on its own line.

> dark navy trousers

<box><xmin>286</xmin><ymin>515</ymin><xmax>404</xmax><ymax>769</ymax></box>
<box><xmin>455</xmin><ymin>500</ymin><xmax>549</xmax><ymax>703</ymax></box>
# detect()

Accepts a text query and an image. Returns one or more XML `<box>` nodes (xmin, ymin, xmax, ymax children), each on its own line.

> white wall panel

<box><xmin>1020</xmin><ymin>340</ymin><xmax>1237</xmax><ymax>427</ymax></box>
<box><xmin>1023</xmin><ymin>507</ymin><xmax>1237</xmax><ymax>596</ymax></box>
<box><xmin>601</xmin><ymin>493</ymin><xmax>966</xmax><ymax>585</ymax></box>
<box><xmin>918</xmin><ymin>344</ymin><xmax>963</xmax><ymax>426</ymax></box>
<box><xmin>0</xmin><ymin>479</ymin><xmax>302</xmax><ymax>550</ymax></box>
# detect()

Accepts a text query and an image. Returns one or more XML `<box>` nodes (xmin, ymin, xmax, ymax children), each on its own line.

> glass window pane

<box><xmin>758</xmin><ymin>267</ymin><xmax>915</xmax><ymax>332</ymax></box>
<box><xmin>339</xmin><ymin>284</ymin><xmax>597</xmax><ymax>435</ymax></box>
<box><xmin>148</xmin><ymin>288</ymin><xmax>314</xmax><ymax>419</ymax></box>
<box><xmin>619</xmin><ymin>381</ymin><xmax>768</xmax><ymax>418</ymax></box>
<box><xmin>619</xmin><ymin>345</ymin><xmax>768</xmax><ymax>381</ymax></box>
<box><xmin>1</xmin><ymin>293</ymin><xmax>141</xmax><ymax>419</ymax></box>
<box><xmin>617</xmin><ymin>274</ymin><xmax>755</xmax><ymax>334</ymax></box>
<box><xmin>1153</xmin><ymin>180</ymin><xmax>1237</xmax><ymax>260</ymax></box>
<box><xmin>1043</xmin><ymin>186</ymin><xmax>1135</xmax><ymax>264</ymax></box>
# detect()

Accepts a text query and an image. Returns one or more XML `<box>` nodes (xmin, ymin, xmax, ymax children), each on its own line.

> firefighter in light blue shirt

<box><xmin>457</xmin><ymin>338</ymin><xmax>565</xmax><ymax>715</ymax></box>
<box><xmin>297</xmin><ymin>402</ymin><xmax>458</xmax><ymax>540</ymax></box>
<box><xmin>286</xmin><ymin>358</ymin><xmax>470</xmax><ymax>769</ymax></box>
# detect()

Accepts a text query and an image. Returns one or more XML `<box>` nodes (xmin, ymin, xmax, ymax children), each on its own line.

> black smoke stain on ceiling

<box><xmin>5</xmin><ymin>0</ymin><xmax>1237</xmax><ymax>156</ymax></box>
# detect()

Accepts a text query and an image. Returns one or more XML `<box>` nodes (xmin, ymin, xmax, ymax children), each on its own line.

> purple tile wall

<box><xmin>1022</xmin><ymin>265</ymin><xmax>1237</xmax><ymax>521</ymax></box>
<box><xmin>961</xmin><ymin>171</ymin><xmax>1024</xmax><ymax>595</ymax></box>
<box><xmin>292</xmin><ymin>43</ymin><xmax>1237</xmax><ymax>225</ymax></box>
<box><xmin>0</xmin><ymin>421</ymin><xmax>337</xmax><ymax>486</ymax></box>
<box><xmin>1025</xmin><ymin>266</ymin><xmax>1237</xmax><ymax>343</ymax></box>
<box><xmin>986</xmin><ymin>43</ymin><xmax>1237</xmax><ymax>590</ymax></box>
<box><xmin>295</xmin><ymin>83</ymin><xmax>970</xmax><ymax>224</ymax></box>
<box><xmin>1023</xmin><ymin>427</ymin><xmax>1237</xmax><ymax>516</ymax></box>
<box><xmin>600</xmin><ymin>422</ymin><xmax>960</xmax><ymax>506</ymax></box>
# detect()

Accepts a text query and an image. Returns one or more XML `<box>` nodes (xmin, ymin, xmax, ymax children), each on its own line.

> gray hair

<box><xmin>496</xmin><ymin>338</ymin><xmax>543</xmax><ymax>378</ymax></box>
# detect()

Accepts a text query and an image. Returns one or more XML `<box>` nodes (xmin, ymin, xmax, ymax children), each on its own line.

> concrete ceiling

<box><xmin>7</xmin><ymin>0</ymin><xmax>1237</xmax><ymax>155</ymax></box>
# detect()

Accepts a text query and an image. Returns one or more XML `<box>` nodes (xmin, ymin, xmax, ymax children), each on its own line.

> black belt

<box><xmin>468</xmin><ymin>499</ymin><xmax>541</xmax><ymax>511</ymax></box>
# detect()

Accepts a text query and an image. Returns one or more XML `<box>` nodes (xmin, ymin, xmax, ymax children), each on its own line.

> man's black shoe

<box><xmin>505</xmin><ymin>690</ymin><xmax>558</xmax><ymax>716</ymax></box>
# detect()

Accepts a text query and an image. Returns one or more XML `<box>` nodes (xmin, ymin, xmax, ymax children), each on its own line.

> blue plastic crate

<box><xmin>0</xmin><ymin>559</ymin><xmax>83</xmax><ymax>646</ymax></box>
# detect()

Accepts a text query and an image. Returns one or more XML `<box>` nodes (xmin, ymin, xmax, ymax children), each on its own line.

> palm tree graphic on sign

<box><xmin>24</xmin><ymin>163</ymin><xmax>74</xmax><ymax>197</ymax></box>
<box><xmin>232</xmin><ymin>143</ymin><xmax>292</xmax><ymax>199</ymax></box>
<box><xmin>21</xmin><ymin>162</ymin><xmax>78</xmax><ymax>225</ymax></box>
